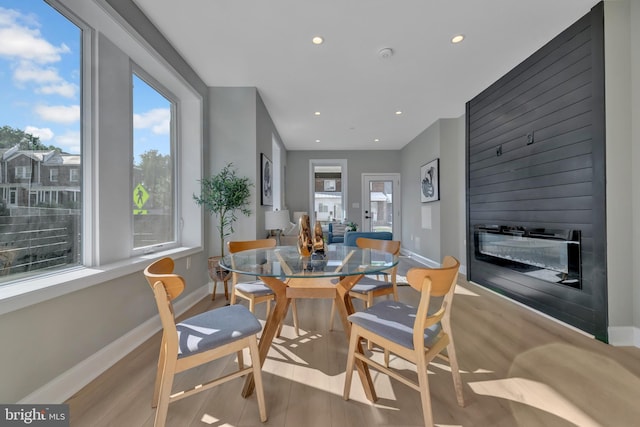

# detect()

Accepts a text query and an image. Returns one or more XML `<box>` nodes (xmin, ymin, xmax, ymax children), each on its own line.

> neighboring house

<box><xmin>0</xmin><ymin>146</ymin><xmax>80</xmax><ymax>208</ymax></box>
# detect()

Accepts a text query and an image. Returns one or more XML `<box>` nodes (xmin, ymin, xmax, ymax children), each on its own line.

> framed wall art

<box><xmin>261</xmin><ymin>153</ymin><xmax>273</xmax><ymax>206</ymax></box>
<box><xmin>420</xmin><ymin>158</ymin><xmax>439</xmax><ymax>203</ymax></box>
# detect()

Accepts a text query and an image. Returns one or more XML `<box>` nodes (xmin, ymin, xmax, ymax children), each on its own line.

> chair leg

<box><xmin>416</xmin><ymin>356</ymin><xmax>434</xmax><ymax>427</ymax></box>
<box><xmin>366</xmin><ymin>297</ymin><xmax>374</xmax><ymax>350</ymax></box>
<box><xmin>328</xmin><ymin>300</ymin><xmax>336</xmax><ymax>331</ymax></box>
<box><xmin>152</xmin><ymin>337</ymin><xmax>167</xmax><ymax>408</ymax></box>
<box><xmin>154</xmin><ymin>358</ymin><xmax>176</xmax><ymax>427</ymax></box>
<box><xmin>343</xmin><ymin>325</ymin><xmax>361</xmax><ymax>400</ymax></box>
<box><xmin>384</xmin><ymin>349</ymin><xmax>390</xmax><ymax>367</ymax></box>
<box><xmin>237</xmin><ymin>350</ymin><xmax>244</xmax><ymax>371</ymax></box>
<box><xmin>223</xmin><ymin>278</ymin><xmax>229</xmax><ymax>300</ymax></box>
<box><xmin>249</xmin><ymin>336</ymin><xmax>268</xmax><ymax>422</ymax></box>
<box><xmin>291</xmin><ymin>299</ymin><xmax>300</xmax><ymax>336</ymax></box>
<box><xmin>447</xmin><ymin>338</ymin><xmax>465</xmax><ymax>407</ymax></box>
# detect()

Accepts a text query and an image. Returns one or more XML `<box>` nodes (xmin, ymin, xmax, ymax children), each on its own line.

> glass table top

<box><xmin>220</xmin><ymin>244</ymin><xmax>398</xmax><ymax>279</ymax></box>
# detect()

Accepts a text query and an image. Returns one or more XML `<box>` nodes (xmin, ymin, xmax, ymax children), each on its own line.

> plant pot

<box><xmin>208</xmin><ymin>256</ymin><xmax>231</xmax><ymax>301</ymax></box>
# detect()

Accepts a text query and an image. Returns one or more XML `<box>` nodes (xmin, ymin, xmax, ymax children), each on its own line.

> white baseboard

<box><xmin>608</xmin><ymin>326</ymin><xmax>640</xmax><ymax>347</ymax></box>
<box><xmin>19</xmin><ymin>284</ymin><xmax>209</xmax><ymax>404</ymax></box>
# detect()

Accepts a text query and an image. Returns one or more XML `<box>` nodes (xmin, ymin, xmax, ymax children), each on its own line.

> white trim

<box><xmin>18</xmin><ymin>283</ymin><xmax>209</xmax><ymax>404</ymax></box>
<box><xmin>608</xmin><ymin>326</ymin><xmax>640</xmax><ymax>347</ymax></box>
<box><xmin>0</xmin><ymin>246</ymin><xmax>201</xmax><ymax>316</ymax></box>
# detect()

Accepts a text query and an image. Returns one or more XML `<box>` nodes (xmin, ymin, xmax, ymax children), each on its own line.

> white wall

<box><xmin>605</xmin><ymin>0</ymin><xmax>640</xmax><ymax>345</ymax></box>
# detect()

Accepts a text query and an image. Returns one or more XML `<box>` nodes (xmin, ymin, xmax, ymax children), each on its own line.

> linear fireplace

<box><xmin>474</xmin><ymin>225</ymin><xmax>581</xmax><ymax>289</ymax></box>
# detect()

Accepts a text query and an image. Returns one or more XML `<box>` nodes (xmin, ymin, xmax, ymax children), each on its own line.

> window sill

<box><xmin>0</xmin><ymin>246</ymin><xmax>202</xmax><ymax>316</ymax></box>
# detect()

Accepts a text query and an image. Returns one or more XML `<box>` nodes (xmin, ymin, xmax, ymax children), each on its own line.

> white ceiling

<box><xmin>133</xmin><ymin>0</ymin><xmax>598</xmax><ymax>151</ymax></box>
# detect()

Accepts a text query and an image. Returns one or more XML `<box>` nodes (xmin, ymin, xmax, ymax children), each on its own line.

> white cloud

<box><xmin>13</xmin><ymin>61</ymin><xmax>77</xmax><ymax>98</ymax></box>
<box><xmin>35</xmin><ymin>104</ymin><xmax>80</xmax><ymax>124</ymax></box>
<box><xmin>37</xmin><ymin>82</ymin><xmax>77</xmax><ymax>98</ymax></box>
<box><xmin>134</xmin><ymin>108</ymin><xmax>171</xmax><ymax>135</ymax></box>
<box><xmin>55</xmin><ymin>130</ymin><xmax>80</xmax><ymax>154</ymax></box>
<box><xmin>24</xmin><ymin>126</ymin><xmax>54</xmax><ymax>141</ymax></box>
<box><xmin>13</xmin><ymin>62</ymin><xmax>59</xmax><ymax>83</ymax></box>
<box><xmin>0</xmin><ymin>8</ymin><xmax>69</xmax><ymax>64</ymax></box>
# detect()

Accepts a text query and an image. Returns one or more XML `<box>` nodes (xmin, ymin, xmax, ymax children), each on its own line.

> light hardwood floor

<box><xmin>67</xmin><ymin>259</ymin><xmax>640</xmax><ymax>426</ymax></box>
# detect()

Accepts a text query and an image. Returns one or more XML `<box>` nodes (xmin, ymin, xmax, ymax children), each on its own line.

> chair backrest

<box><xmin>144</xmin><ymin>257</ymin><xmax>185</xmax><ymax>301</ymax></box>
<box><xmin>406</xmin><ymin>256</ymin><xmax>459</xmax><ymax>297</ymax></box>
<box><xmin>355</xmin><ymin>237</ymin><xmax>400</xmax><ymax>255</ymax></box>
<box><xmin>144</xmin><ymin>258</ymin><xmax>187</xmax><ymax>344</ymax></box>
<box><xmin>228</xmin><ymin>238</ymin><xmax>276</xmax><ymax>254</ymax></box>
<box><xmin>406</xmin><ymin>256</ymin><xmax>460</xmax><ymax>337</ymax></box>
<box><xmin>227</xmin><ymin>239</ymin><xmax>277</xmax><ymax>283</ymax></box>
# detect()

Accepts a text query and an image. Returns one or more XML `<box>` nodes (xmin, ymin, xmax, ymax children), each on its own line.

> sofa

<box><xmin>343</xmin><ymin>231</ymin><xmax>393</xmax><ymax>246</ymax></box>
<box><xmin>327</xmin><ymin>222</ymin><xmax>348</xmax><ymax>244</ymax></box>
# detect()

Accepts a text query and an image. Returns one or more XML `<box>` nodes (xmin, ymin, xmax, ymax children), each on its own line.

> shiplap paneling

<box><xmin>466</xmin><ymin>2</ymin><xmax>607</xmax><ymax>340</ymax></box>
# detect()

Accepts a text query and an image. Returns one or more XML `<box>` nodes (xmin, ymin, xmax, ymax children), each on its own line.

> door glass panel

<box><xmin>368</xmin><ymin>179</ymin><xmax>393</xmax><ymax>232</ymax></box>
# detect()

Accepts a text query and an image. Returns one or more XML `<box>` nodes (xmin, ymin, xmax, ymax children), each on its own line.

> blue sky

<box><xmin>0</xmin><ymin>1</ymin><xmax>170</xmax><ymax>160</ymax></box>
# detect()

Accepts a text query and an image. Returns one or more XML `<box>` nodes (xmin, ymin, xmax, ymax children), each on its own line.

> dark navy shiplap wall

<box><xmin>466</xmin><ymin>2</ymin><xmax>607</xmax><ymax>340</ymax></box>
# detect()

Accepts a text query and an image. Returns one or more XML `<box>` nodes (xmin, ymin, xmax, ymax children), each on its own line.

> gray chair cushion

<box><xmin>348</xmin><ymin>300</ymin><xmax>441</xmax><ymax>350</ymax></box>
<box><xmin>235</xmin><ymin>280</ymin><xmax>274</xmax><ymax>296</ymax></box>
<box><xmin>176</xmin><ymin>304</ymin><xmax>262</xmax><ymax>357</ymax></box>
<box><xmin>349</xmin><ymin>275</ymin><xmax>392</xmax><ymax>294</ymax></box>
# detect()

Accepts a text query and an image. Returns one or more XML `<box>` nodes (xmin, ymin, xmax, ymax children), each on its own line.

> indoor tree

<box><xmin>193</xmin><ymin>163</ymin><xmax>252</xmax><ymax>257</ymax></box>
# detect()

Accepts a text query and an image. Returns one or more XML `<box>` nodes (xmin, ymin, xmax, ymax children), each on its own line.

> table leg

<box><xmin>335</xmin><ymin>274</ymin><xmax>378</xmax><ymax>402</ymax></box>
<box><xmin>242</xmin><ymin>276</ymin><xmax>290</xmax><ymax>398</ymax></box>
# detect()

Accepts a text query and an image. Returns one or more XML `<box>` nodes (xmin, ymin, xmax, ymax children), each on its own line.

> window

<box><xmin>0</xmin><ymin>1</ymin><xmax>82</xmax><ymax>283</ymax></box>
<box><xmin>132</xmin><ymin>73</ymin><xmax>175</xmax><ymax>250</ymax></box>
<box><xmin>310</xmin><ymin>160</ymin><xmax>347</xmax><ymax>225</ymax></box>
<box><xmin>15</xmin><ymin>166</ymin><xmax>31</xmax><ymax>179</ymax></box>
<box><xmin>69</xmin><ymin>168</ymin><xmax>79</xmax><ymax>182</ymax></box>
<box><xmin>50</xmin><ymin>168</ymin><xmax>59</xmax><ymax>182</ymax></box>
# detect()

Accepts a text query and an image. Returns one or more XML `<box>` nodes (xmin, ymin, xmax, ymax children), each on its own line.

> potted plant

<box><xmin>193</xmin><ymin>162</ymin><xmax>253</xmax><ymax>257</ymax></box>
<box><xmin>194</xmin><ymin>163</ymin><xmax>252</xmax><ymax>301</ymax></box>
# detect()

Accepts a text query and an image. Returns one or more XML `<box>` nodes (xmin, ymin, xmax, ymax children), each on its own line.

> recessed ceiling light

<box><xmin>314</xmin><ymin>111</ymin><xmax>321</xmax><ymax>116</ymax></box>
<box><xmin>451</xmin><ymin>34</ymin><xmax>465</xmax><ymax>44</ymax></box>
<box><xmin>374</xmin><ymin>138</ymin><xmax>380</xmax><ymax>142</ymax></box>
<box><xmin>312</xmin><ymin>36</ymin><xmax>324</xmax><ymax>45</ymax></box>
<box><xmin>315</xmin><ymin>139</ymin><xmax>321</xmax><ymax>143</ymax></box>
<box><xmin>395</xmin><ymin>111</ymin><xmax>403</xmax><ymax>115</ymax></box>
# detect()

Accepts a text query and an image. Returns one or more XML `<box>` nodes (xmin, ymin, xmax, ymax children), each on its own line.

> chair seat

<box><xmin>235</xmin><ymin>281</ymin><xmax>274</xmax><ymax>296</ymax></box>
<box><xmin>177</xmin><ymin>304</ymin><xmax>262</xmax><ymax>357</ymax></box>
<box><xmin>348</xmin><ymin>300</ymin><xmax>442</xmax><ymax>350</ymax></box>
<box><xmin>349</xmin><ymin>276</ymin><xmax>392</xmax><ymax>294</ymax></box>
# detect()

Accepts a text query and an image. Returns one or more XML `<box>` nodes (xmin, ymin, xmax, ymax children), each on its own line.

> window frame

<box><xmin>130</xmin><ymin>65</ymin><xmax>179</xmax><ymax>255</ymax></box>
<box><xmin>0</xmin><ymin>0</ymin><xmax>204</xmax><ymax>315</ymax></box>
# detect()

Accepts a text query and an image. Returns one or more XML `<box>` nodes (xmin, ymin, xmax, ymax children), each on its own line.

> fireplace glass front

<box><xmin>474</xmin><ymin>225</ymin><xmax>581</xmax><ymax>289</ymax></box>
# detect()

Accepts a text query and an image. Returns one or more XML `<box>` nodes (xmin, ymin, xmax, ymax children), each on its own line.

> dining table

<box><xmin>220</xmin><ymin>243</ymin><xmax>399</xmax><ymax>402</ymax></box>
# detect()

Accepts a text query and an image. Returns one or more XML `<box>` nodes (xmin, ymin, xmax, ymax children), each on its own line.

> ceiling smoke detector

<box><xmin>378</xmin><ymin>47</ymin><xmax>394</xmax><ymax>59</ymax></box>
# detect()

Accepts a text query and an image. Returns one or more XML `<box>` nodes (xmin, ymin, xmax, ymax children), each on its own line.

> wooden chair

<box><xmin>208</xmin><ymin>256</ymin><xmax>231</xmax><ymax>301</ymax></box>
<box><xmin>228</xmin><ymin>239</ymin><xmax>299</xmax><ymax>332</ymax></box>
<box><xmin>329</xmin><ymin>237</ymin><xmax>401</xmax><ymax>331</ymax></box>
<box><xmin>343</xmin><ymin>256</ymin><xmax>465</xmax><ymax>427</ymax></box>
<box><xmin>144</xmin><ymin>257</ymin><xmax>267</xmax><ymax>427</ymax></box>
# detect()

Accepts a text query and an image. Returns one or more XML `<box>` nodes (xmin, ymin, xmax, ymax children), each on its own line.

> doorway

<box><xmin>361</xmin><ymin>174</ymin><xmax>400</xmax><ymax>237</ymax></box>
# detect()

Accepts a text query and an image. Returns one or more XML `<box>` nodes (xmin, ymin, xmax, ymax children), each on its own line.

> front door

<box><xmin>361</xmin><ymin>174</ymin><xmax>400</xmax><ymax>237</ymax></box>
